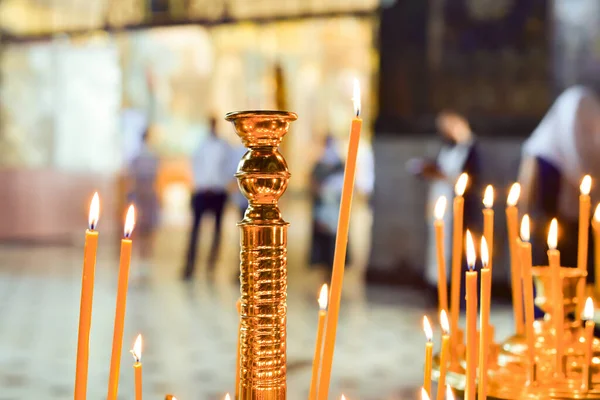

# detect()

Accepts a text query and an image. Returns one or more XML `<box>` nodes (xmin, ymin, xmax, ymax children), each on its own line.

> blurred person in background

<box><xmin>519</xmin><ymin>86</ymin><xmax>600</xmax><ymax>283</ymax></box>
<box><xmin>408</xmin><ymin>111</ymin><xmax>481</xmax><ymax>299</ymax></box>
<box><xmin>182</xmin><ymin>117</ymin><xmax>234</xmax><ymax>280</ymax></box>
<box><xmin>128</xmin><ymin>128</ymin><xmax>160</xmax><ymax>278</ymax></box>
<box><xmin>309</xmin><ymin>135</ymin><xmax>350</xmax><ymax>279</ymax></box>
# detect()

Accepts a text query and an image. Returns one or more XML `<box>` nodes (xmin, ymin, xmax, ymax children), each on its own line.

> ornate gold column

<box><xmin>226</xmin><ymin>110</ymin><xmax>298</xmax><ymax>400</ymax></box>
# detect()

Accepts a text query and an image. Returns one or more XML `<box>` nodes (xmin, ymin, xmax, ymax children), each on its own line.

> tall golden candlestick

<box><xmin>107</xmin><ymin>205</ymin><xmax>136</xmax><ymax>400</ymax></box>
<box><xmin>483</xmin><ymin>185</ymin><xmax>494</xmax><ymax>269</ymax></box>
<box><xmin>594</xmin><ymin>204</ymin><xmax>600</xmax><ymax>298</ymax></box>
<box><xmin>226</xmin><ymin>110</ymin><xmax>297</xmax><ymax>398</ymax></box>
<box><xmin>423</xmin><ymin>316</ymin><xmax>434</xmax><ymax>396</ymax></box>
<box><xmin>582</xmin><ymin>297</ymin><xmax>595</xmax><ymax>391</ymax></box>
<box><xmin>318</xmin><ymin>80</ymin><xmax>362</xmax><ymax>400</ymax></box>
<box><xmin>450</xmin><ymin>173</ymin><xmax>468</xmax><ymax>365</ymax></box>
<box><xmin>235</xmin><ymin>299</ymin><xmax>241</xmax><ymax>399</ymax></box>
<box><xmin>436</xmin><ymin>310</ymin><xmax>450</xmax><ymax>400</ymax></box>
<box><xmin>577</xmin><ymin>176</ymin><xmax>592</xmax><ymax>322</ymax></box>
<box><xmin>547</xmin><ymin>218</ymin><xmax>564</xmax><ymax>377</ymax></box>
<box><xmin>478</xmin><ymin>237</ymin><xmax>490</xmax><ymax>400</ymax></box>
<box><xmin>309</xmin><ymin>285</ymin><xmax>328</xmax><ymax>400</ymax></box>
<box><xmin>131</xmin><ymin>334</ymin><xmax>143</xmax><ymax>400</ymax></box>
<box><xmin>464</xmin><ymin>230</ymin><xmax>478</xmax><ymax>400</ymax></box>
<box><xmin>434</xmin><ymin>196</ymin><xmax>448</xmax><ymax>314</ymax></box>
<box><xmin>74</xmin><ymin>193</ymin><xmax>100</xmax><ymax>400</ymax></box>
<box><xmin>506</xmin><ymin>183</ymin><xmax>524</xmax><ymax>335</ymax></box>
<box><xmin>518</xmin><ymin>215</ymin><xmax>536</xmax><ymax>384</ymax></box>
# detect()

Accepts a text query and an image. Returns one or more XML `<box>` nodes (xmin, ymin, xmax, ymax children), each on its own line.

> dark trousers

<box><xmin>183</xmin><ymin>190</ymin><xmax>228</xmax><ymax>277</ymax></box>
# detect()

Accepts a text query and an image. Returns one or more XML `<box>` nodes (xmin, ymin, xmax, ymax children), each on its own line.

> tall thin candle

<box><xmin>506</xmin><ymin>183</ymin><xmax>524</xmax><ymax>335</ymax></box>
<box><xmin>317</xmin><ymin>79</ymin><xmax>362</xmax><ymax>400</ymax></box>
<box><xmin>577</xmin><ymin>176</ymin><xmax>592</xmax><ymax>322</ymax></box>
<box><xmin>107</xmin><ymin>205</ymin><xmax>136</xmax><ymax>400</ymax></box>
<box><xmin>309</xmin><ymin>285</ymin><xmax>328</xmax><ymax>400</ymax></box>
<box><xmin>436</xmin><ymin>310</ymin><xmax>450</xmax><ymax>400</ymax></box>
<box><xmin>548</xmin><ymin>218</ymin><xmax>564</xmax><ymax>377</ymax></box>
<box><xmin>519</xmin><ymin>215</ymin><xmax>536</xmax><ymax>384</ymax></box>
<box><xmin>74</xmin><ymin>193</ymin><xmax>100</xmax><ymax>400</ymax></box>
<box><xmin>434</xmin><ymin>196</ymin><xmax>448</xmax><ymax>313</ymax></box>
<box><xmin>582</xmin><ymin>297</ymin><xmax>595</xmax><ymax>391</ymax></box>
<box><xmin>131</xmin><ymin>334</ymin><xmax>143</xmax><ymax>400</ymax></box>
<box><xmin>483</xmin><ymin>185</ymin><xmax>494</xmax><ymax>269</ymax></box>
<box><xmin>464</xmin><ymin>230</ymin><xmax>478</xmax><ymax>400</ymax></box>
<box><xmin>423</xmin><ymin>316</ymin><xmax>434</xmax><ymax>395</ymax></box>
<box><xmin>593</xmin><ymin>204</ymin><xmax>600</xmax><ymax>297</ymax></box>
<box><xmin>450</xmin><ymin>173</ymin><xmax>468</xmax><ymax>365</ymax></box>
<box><xmin>478</xmin><ymin>237</ymin><xmax>490</xmax><ymax>400</ymax></box>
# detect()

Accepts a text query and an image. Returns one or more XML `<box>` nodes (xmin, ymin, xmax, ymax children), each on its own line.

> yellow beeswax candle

<box><xmin>464</xmin><ymin>230</ymin><xmax>478</xmax><ymax>400</ymax></box>
<box><xmin>548</xmin><ymin>218</ymin><xmax>564</xmax><ymax>377</ymax></box>
<box><xmin>594</xmin><ymin>204</ymin><xmax>600</xmax><ymax>298</ymax></box>
<box><xmin>506</xmin><ymin>183</ymin><xmax>524</xmax><ymax>335</ymax></box>
<box><xmin>423</xmin><ymin>316</ymin><xmax>434</xmax><ymax>395</ymax></box>
<box><xmin>74</xmin><ymin>193</ymin><xmax>100</xmax><ymax>400</ymax></box>
<box><xmin>582</xmin><ymin>297</ymin><xmax>595</xmax><ymax>391</ymax></box>
<box><xmin>483</xmin><ymin>185</ymin><xmax>494</xmax><ymax>269</ymax></box>
<box><xmin>450</xmin><ymin>173</ymin><xmax>468</xmax><ymax>365</ymax></box>
<box><xmin>436</xmin><ymin>310</ymin><xmax>450</xmax><ymax>400</ymax></box>
<box><xmin>131</xmin><ymin>334</ymin><xmax>142</xmax><ymax>400</ymax></box>
<box><xmin>434</xmin><ymin>197</ymin><xmax>448</xmax><ymax>314</ymax></box>
<box><xmin>107</xmin><ymin>205</ymin><xmax>136</xmax><ymax>400</ymax></box>
<box><xmin>478</xmin><ymin>237</ymin><xmax>490</xmax><ymax>400</ymax></box>
<box><xmin>309</xmin><ymin>285</ymin><xmax>328</xmax><ymax>400</ymax></box>
<box><xmin>318</xmin><ymin>80</ymin><xmax>362</xmax><ymax>400</ymax></box>
<box><xmin>578</xmin><ymin>176</ymin><xmax>592</xmax><ymax>322</ymax></box>
<box><xmin>519</xmin><ymin>215</ymin><xmax>536</xmax><ymax>384</ymax></box>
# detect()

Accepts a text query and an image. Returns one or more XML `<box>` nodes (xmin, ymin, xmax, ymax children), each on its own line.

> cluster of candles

<box><xmin>423</xmin><ymin>173</ymin><xmax>600</xmax><ymax>399</ymax></box>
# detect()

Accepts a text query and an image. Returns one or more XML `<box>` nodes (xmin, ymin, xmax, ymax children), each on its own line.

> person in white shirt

<box><xmin>182</xmin><ymin>117</ymin><xmax>235</xmax><ymax>280</ymax></box>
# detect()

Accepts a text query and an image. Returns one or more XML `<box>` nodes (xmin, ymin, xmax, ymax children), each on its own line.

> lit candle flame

<box><xmin>352</xmin><ymin>79</ymin><xmax>361</xmax><ymax>117</ymax></box>
<box><xmin>481</xmin><ymin>236</ymin><xmax>489</xmax><ymax>269</ymax></box>
<box><xmin>520</xmin><ymin>214</ymin><xmax>530</xmax><ymax>242</ymax></box>
<box><xmin>507</xmin><ymin>183</ymin><xmax>521</xmax><ymax>207</ymax></box>
<box><xmin>341</xmin><ymin>395</ymin><xmax>347</xmax><ymax>400</ymax></box>
<box><xmin>434</xmin><ymin>196</ymin><xmax>447</xmax><ymax>221</ymax></box>
<box><xmin>595</xmin><ymin>203</ymin><xmax>600</xmax><ymax>222</ymax></box>
<box><xmin>454</xmin><ymin>173</ymin><xmax>468</xmax><ymax>196</ymax></box>
<box><xmin>131</xmin><ymin>334</ymin><xmax>142</xmax><ymax>363</ymax></box>
<box><xmin>483</xmin><ymin>185</ymin><xmax>494</xmax><ymax>209</ymax></box>
<box><xmin>548</xmin><ymin>218</ymin><xmax>558</xmax><ymax>250</ymax></box>
<box><xmin>584</xmin><ymin>297</ymin><xmax>595</xmax><ymax>321</ymax></box>
<box><xmin>465</xmin><ymin>230</ymin><xmax>476</xmax><ymax>271</ymax></box>
<box><xmin>318</xmin><ymin>284</ymin><xmax>328</xmax><ymax>311</ymax></box>
<box><xmin>581</xmin><ymin>175</ymin><xmax>592</xmax><ymax>195</ymax></box>
<box><xmin>421</xmin><ymin>387</ymin><xmax>431</xmax><ymax>400</ymax></box>
<box><xmin>224</xmin><ymin>394</ymin><xmax>231</xmax><ymax>400</ymax></box>
<box><xmin>446</xmin><ymin>385</ymin><xmax>455</xmax><ymax>400</ymax></box>
<box><xmin>124</xmin><ymin>205</ymin><xmax>136</xmax><ymax>238</ymax></box>
<box><xmin>423</xmin><ymin>316</ymin><xmax>433</xmax><ymax>342</ymax></box>
<box><xmin>440</xmin><ymin>309</ymin><xmax>450</xmax><ymax>334</ymax></box>
<box><xmin>89</xmin><ymin>192</ymin><xmax>100</xmax><ymax>230</ymax></box>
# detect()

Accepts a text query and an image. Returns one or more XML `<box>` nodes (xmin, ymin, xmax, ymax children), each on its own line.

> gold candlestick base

<box><xmin>226</xmin><ymin>110</ymin><xmax>297</xmax><ymax>400</ymax></box>
<box><xmin>434</xmin><ymin>266</ymin><xmax>600</xmax><ymax>399</ymax></box>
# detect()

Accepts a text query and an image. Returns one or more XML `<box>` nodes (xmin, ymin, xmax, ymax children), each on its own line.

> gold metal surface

<box><xmin>226</xmin><ymin>110</ymin><xmax>297</xmax><ymax>400</ymax></box>
<box><xmin>434</xmin><ymin>266</ymin><xmax>600</xmax><ymax>399</ymax></box>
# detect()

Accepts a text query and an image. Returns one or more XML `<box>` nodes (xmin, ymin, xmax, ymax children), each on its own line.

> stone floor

<box><xmin>0</xmin><ymin>200</ymin><xmax>515</xmax><ymax>399</ymax></box>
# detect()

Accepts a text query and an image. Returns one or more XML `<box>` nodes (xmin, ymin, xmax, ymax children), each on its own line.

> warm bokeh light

<box><xmin>352</xmin><ymin>79</ymin><xmax>361</xmax><ymax>117</ymax></box>
<box><xmin>595</xmin><ymin>204</ymin><xmax>600</xmax><ymax>222</ymax></box>
<box><xmin>434</xmin><ymin>196</ymin><xmax>447</xmax><ymax>220</ymax></box>
<box><xmin>224</xmin><ymin>394</ymin><xmax>231</xmax><ymax>400</ymax></box>
<box><xmin>480</xmin><ymin>236</ymin><xmax>489</xmax><ymax>268</ymax></box>
<box><xmin>581</xmin><ymin>175</ymin><xmax>592</xmax><ymax>195</ymax></box>
<box><xmin>454</xmin><ymin>173</ymin><xmax>468</xmax><ymax>196</ymax></box>
<box><xmin>318</xmin><ymin>284</ymin><xmax>328</xmax><ymax>311</ymax></box>
<box><xmin>131</xmin><ymin>334</ymin><xmax>142</xmax><ymax>362</ymax></box>
<box><xmin>507</xmin><ymin>183</ymin><xmax>521</xmax><ymax>207</ymax></box>
<box><xmin>465</xmin><ymin>230</ymin><xmax>476</xmax><ymax>270</ymax></box>
<box><xmin>88</xmin><ymin>192</ymin><xmax>100</xmax><ymax>230</ymax></box>
<box><xmin>483</xmin><ymin>185</ymin><xmax>494</xmax><ymax>209</ymax></box>
<box><xmin>548</xmin><ymin>218</ymin><xmax>558</xmax><ymax>250</ymax></box>
<box><xmin>440</xmin><ymin>309</ymin><xmax>450</xmax><ymax>334</ymax></box>
<box><xmin>520</xmin><ymin>214</ymin><xmax>530</xmax><ymax>242</ymax></box>
<box><xmin>584</xmin><ymin>297</ymin><xmax>595</xmax><ymax>321</ymax></box>
<box><xmin>446</xmin><ymin>385</ymin><xmax>455</xmax><ymax>400</ymax></box>
<box><xmin>341</xmin><ymin>395</ymin><xmax>347</xmax><ymax>400</ymax></box>
<box><xmin>421</xmin><ymin>387</ymin><xmax>431</xmax><ymax>400</ymax></box>
<box><xmin>124</xmin><ymin>205</ymin><xmax>136</xmax><ymax>238</ymax></box>
<box><xmin>423</xmin><ymin>316</ymin><xmax>433</xmax><ymax>341</ymax></box>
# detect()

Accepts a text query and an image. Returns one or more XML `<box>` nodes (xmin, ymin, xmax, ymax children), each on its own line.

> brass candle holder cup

<box><xmin>226</xmin><ymin>110</ymin><xmax>297</xmax><ymax>400</ymax></box>
<box><xmin>434</xmin><ymin>266</ymin><xmax>600</xmax><ymax>399</ymax></box>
